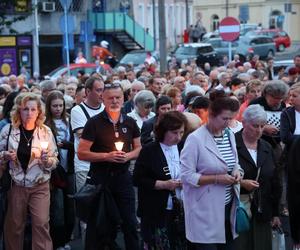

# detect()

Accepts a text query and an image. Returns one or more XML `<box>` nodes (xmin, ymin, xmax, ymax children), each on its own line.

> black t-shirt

<box><xmin>81</xmin><ymin>110</ymin><xmax>140</xmax><ymax>182</ymax></box>
<box><xmin>17</xmin><ymin>126</ymin><xmax>35</xmax><ymax>171</ymax></box>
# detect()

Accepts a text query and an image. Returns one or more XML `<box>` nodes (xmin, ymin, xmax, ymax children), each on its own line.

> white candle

<box><xmin>40</xmin><ymin>141</ymin><xmax>49</xmax><ymax>150</ymax></box>
<box><xmin>114</xmin><ymin>141</ymin><xmax>124</xmax><ymax>151</ymax></box>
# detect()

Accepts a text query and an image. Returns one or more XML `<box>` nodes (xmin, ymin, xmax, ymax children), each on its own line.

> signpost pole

<box><xmin>219</xmin><ymin>16</ymin><xmax>240</xmax><ymax>61</ymax></box>
<box><xmin>63</xmin><ymin>3</ymin><xmax>70</xmax><ymax>76</ymax></box>
<box><xmin>228</xmin><ymin>41</ymin><xmax>232</xmax><ymax>61</ymax></box>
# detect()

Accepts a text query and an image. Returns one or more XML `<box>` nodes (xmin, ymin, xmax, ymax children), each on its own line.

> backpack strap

<box><xmin>79</xmin><ymin>103</ymin><xmax>90</xmax><ymax>120</ymax></box>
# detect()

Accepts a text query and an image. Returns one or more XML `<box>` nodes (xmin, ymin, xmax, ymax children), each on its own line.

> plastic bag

<box><xmin>272</xmin><ymin>227</ymin><xmax>285</xmax><ymax>250</ymax></box>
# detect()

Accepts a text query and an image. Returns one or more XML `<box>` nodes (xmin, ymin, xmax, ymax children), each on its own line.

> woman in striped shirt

<box><xmin>181</xmin><ymin>90</ymin><xmax>243</xmax><ymax>250</ymax></box>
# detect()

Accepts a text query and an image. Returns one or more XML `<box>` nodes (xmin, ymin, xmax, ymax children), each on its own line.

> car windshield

<box><xmin>48</xmin><ymin>65</ymin><xmax>65</xmax><ymax>76</ymax></box>
<box><xmin>175</xmin><ymin>47</ymin><xmax>198</xmax><ymax>55</ymax></box>
<box><xmin>120</xmin><ymin>52</ymin><xmax>146</xmax><ymax>65</ymax></box>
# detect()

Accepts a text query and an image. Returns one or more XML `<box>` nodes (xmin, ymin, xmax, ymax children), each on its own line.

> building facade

<box><xmin>132</xmin><ymin>0</ymin><xmax>193</xmax><ymax>48</ymax></box>
<box><xmin>192</xmin><ymin>0</ymin><xmax>300</xmax><ymax>41</ymax></box>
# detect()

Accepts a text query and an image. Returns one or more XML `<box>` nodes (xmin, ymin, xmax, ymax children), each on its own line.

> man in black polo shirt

<box><xmin>78</xmin><ymin>83</ymin><xmax>141</xmax><ymax>250</ymax></box>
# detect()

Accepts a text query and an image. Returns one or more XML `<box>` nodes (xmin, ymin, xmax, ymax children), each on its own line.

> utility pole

<box><xmin>226</xmin><ymin>0</ymin><xmax>229</xmax><ymax>17</ymax></box>
<box><xmin>33</xmin><ymin>0</ymin><xmax>40</xmax><ymax>75</ymax></box>
<box><xmin>185</xmin><ymin>0</ymin><xmax>189</xmax><ymax>29</ymax></box>
<box><xmin>152</xmin><ymin>0</ymin><xmax>156</xmax><ymax>50</ymax></box>
<box><xmin>85</xmin><ymin>1</ymin><xmax>92</xmax><ymax>62</ymax></box>
<box><xmin>158</xmin><ymin>0</ymin><xmax>167</xmax><ymax>74</ymax></box>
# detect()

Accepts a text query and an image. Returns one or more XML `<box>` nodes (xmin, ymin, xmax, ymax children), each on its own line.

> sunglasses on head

<box><xmin>104</xmin><ymin>83</ymin><xmax>122</xmax><ymax>90</ymax></box>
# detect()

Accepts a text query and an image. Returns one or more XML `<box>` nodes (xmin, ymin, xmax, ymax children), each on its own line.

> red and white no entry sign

<box><xmin>219</xmin><ymin>17</ymin><xmax>240</xmax><ymax>42</ymax></box>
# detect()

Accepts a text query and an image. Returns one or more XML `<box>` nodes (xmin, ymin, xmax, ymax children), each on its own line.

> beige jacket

<box><xmin>0</xmin><ymin>124</ymin><xmax>58</xmax><ymax>187</ymax></box>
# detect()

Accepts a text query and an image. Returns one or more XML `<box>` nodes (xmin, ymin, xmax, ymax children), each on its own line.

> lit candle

<box><xmin>40</xmin><ymin>141</ymin><xmax>49</xmax><ymax>150</ymax></box>
<box><xmin>114</xmin><ymin>141</ymin><xmax>124</xmax><ymax>151</ymax></box>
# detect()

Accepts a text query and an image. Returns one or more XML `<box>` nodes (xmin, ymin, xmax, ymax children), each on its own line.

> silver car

<box><xmin>235</xmin><ymin>34</ymin><xmax>276</xmax><ymax>60</ymax></box>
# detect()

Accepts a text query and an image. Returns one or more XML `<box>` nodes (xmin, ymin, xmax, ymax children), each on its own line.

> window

<box><xmin>198</xmin><ymin>46</ymin><xmax>214</xmax><ymax>54</ymax></box>
<box><xmin>54</xmin><ymin>0</ymin><xmax>83</xmax><ymax>12</ymax></box>
<box><xmin>211</xmin><ymin>15</ymin><xmax>219</xmax><ymax>31</ymax></box>
<box><xmin>0</xmin><ymin>0</ymin><xmax>30</xmax><ymax>13</ymax></box>
<box><xmin>175</xmin><ymin>47</ymin><xmax>197</xmax><ymax>55</ymax></box>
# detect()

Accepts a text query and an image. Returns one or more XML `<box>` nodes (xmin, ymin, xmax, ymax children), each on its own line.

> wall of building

<box><xmin>132</xmin><ymin>0</ymin><xmax>193</xmax><ymax>48</ymax></box>
<box><xmin>192</xmin><ymin>0</ymin><xmax>300</xmax><ymax>41</ymax></box>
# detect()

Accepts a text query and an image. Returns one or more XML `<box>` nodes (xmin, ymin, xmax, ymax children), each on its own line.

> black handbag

<box><xmin>70</xmin><ymin>183</ymin><xmax>102</xmax><ymax>223</ymax></box>
<box><xmin>0</xmin><ymin>124</ymin><xmax>12</xmax><ymax>192</ymax></box>
<box><xmin>0</xmin><ymin>124</ymin><xmax>12</xmax><ymax>238</ymax></box>
<box><xmin>171</xmin><ymin>191</ymin><xmax>185</xmax><ymax>236</ymax></box>
<box><xmin>50</xmin><ymin>164</ymin><xmax>67</xmax><ymax>189</ymax></box>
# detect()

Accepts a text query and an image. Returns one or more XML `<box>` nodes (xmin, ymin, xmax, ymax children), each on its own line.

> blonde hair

<box><xmin>11</xmin><ymin>92</ymin><xmax>45</xmax><ymax>128</ymax></box>
<box><xmin>289</xmin><ymin>82</ymin><xmax>300</xmax><ymax>93</ymax></box>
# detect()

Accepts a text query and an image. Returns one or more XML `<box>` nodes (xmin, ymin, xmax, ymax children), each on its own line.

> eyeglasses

<box><xmin>104</xmin><ymin>83</ymin><xmax>122</xmax><ymax>90</ymax></box>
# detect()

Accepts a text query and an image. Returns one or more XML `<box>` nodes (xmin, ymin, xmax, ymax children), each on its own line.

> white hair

<box><xmin>243</xmin><ymin>104</ymin><xmax>267</xmax><ymax>124</ymax></box>
<box><xmin>185</xmin><ymin>85</ymin><xmax>205</xmax><ymax>96</ymax></box>
<box><xmin>67</xmin><ymin>76</ymin><xmax>79</xmax><ymax>85</ymax></box>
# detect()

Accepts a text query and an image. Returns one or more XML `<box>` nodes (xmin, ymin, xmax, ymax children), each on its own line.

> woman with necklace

<box><xmin>0</xmin><ymin>93</ymin><xmax>58</xmax><ymax>250</ymax></box>
<box><xmin>180</xmin><ymin>90</ymin><xmax>243</xmax><ymax>249</ymax></box>
<box><xmin>234</xmin><ymin>105</ymin><xmax>281</xmax><ymax>250</ymax></box>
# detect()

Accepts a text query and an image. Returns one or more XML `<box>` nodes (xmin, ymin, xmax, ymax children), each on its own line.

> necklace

<box><xmin>21</xmin><ymin>126</ymin><xmax>34</xmax><ymax>147</ymax></box>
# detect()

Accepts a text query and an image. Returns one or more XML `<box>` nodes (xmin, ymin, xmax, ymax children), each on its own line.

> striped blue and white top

<box><xmin>214</xmin><ymin>130</ymin><xmax>235</xmax><ymax>205</ymax></box>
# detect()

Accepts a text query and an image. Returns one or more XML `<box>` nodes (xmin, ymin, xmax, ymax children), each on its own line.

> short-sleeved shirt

<box><xmin>70</xmin><ymin>102</ymin><xmax>104</xmax><ymax>172</ymax></box>
<box><xmin>81</xmin><ymin>110</ymin><xmax>140</xmax><ymax>183</ymax></box>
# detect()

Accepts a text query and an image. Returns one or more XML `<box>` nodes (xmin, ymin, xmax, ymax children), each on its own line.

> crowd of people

<box><xmin>0</xmin><ymin>52</ymin><xmax>300</xmax><ymax>250</ymax></box>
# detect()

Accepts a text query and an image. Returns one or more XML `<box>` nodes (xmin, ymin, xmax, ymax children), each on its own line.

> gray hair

<box><xmin>185</xmin><ymin>85</ymin><xmax>205</xmax><ymax>96</ymax></box>
<box><xmin>40</xmin><ymin>80</ymin><xmax>56</xmax><ymax>91</ymax></box>
<box><xmin>217</xmin><ymin>72</ymin><xmax>229</xmax><ymax>81</ymax></box>
<box><xmin>133</xmin><ymin>90</ymin><xmax>156</xmax><ymax>108</ymax></box>
<box><xmin>131</xmin><ymin>80</ymin><xmax>145</xmax><ymax>89</ymax></box>
<box><xmin>67</xmin><ymin>76</ymin><xmax>79</xmax><ymax>85</ymax></box>
<box><xmin>262</xmin><ymin>80</ymin><xmax>289</xmax><ymax>98</ymax></box>
<box><xmin>242</xmin><ymin>104</ymin><xmax>267</xmax><ymax>124</ymax></box>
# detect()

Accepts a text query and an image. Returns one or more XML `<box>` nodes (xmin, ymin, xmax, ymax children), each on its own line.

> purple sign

<box><xmin>0</xmin><ymin>48</ymin><xmax>17</xmax><ymax>76</ymax></box>
<box><xmin>17</xmin><ymin>36</ymin><xmax>32</xmax><ymax>46</ymax></box>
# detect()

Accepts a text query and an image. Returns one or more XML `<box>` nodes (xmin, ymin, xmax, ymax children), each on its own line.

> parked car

<box><xmin>254</xmin><ymin>29</ymin><xmax>291</xmax><ymax>52</ymax></box>
<box><xmin>240</xmin><ymin>23</ymin><xmax>258</xmax><ymax>36</ymax></box>
<box><xmin>116</xmin><ymin>50</ymin><xmax>159</xmax><ymax>70</ymax></box>
<box><xmin>274</xmin><ymin>59</ymin><xmax>293</xmax><ymax>76</ymax></box>
<box><xmin>203</xmin><ymin>37</ymin><xmax>239</xmax><ymax>61</ymax></box>
<box><xmin>235</xmin><ymin>34</ymin><xmax>276</xmax><ymax>61</ymax></box>
<box><xmin>202</xmin><ymin>23</ymin><xmax>257</xmax><ymax>40</ymax></box>
<box><xmin>47</xmin><ymin>63</ymin><xmax>111</xmax><ymax>80</ymax></box>
<box><xmin>172</xmin><ymin>43</ymin><xmax>219</xmax><ymax>67</ymax></box>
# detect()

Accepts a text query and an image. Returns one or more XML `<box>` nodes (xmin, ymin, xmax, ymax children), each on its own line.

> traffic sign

<box><xmin>219</xmin><ymin>17</ymin><xmax>240</xmax><ymax>42</ymax></box>
<box><xmin>59</xmin><ymin>14</ymin><xmax>75</xmax><ymax>33</ymax></box>
<box><xmin>59</xmin><ymin>0</ymin><xmax>72</xmax><ymax>10</ymax></box>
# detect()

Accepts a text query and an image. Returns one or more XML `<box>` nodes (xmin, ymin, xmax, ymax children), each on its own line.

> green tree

<box><xmin>0</xmin><ymin>0</ymin><xmax>32</xmax><ymax>34</ymax></box>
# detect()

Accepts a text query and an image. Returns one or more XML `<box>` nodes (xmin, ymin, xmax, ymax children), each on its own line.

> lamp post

<box><xmin>152</xmin><ymin>0</ymin><xmax>156</xmax><ymax>50</ymax></box>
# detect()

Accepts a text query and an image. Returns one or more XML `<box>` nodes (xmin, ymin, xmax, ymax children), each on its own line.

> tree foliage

<box><xmin>0</xmin><ymin>0</ymin><xmax>32</xmax><ymax>34</ymax></box>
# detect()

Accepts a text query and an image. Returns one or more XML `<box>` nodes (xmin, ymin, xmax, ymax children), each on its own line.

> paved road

<box><xmin>275</xmin><ymin>41</ymin><xmax>300</xmax><ymax>61</ymax></box>
<box><xmin>69</xmin><ymin>216</ymin><xmax>293</xmax><ymax>250</ymax></box>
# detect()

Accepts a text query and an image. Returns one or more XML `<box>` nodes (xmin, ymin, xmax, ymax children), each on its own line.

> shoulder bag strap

<box><xmin>6</xmin><ymin>124</ymin><xmax>12</xmax><ymax>151</ymax></box>
<box><xmin>79</xmin><ymin>103</ymin><xmax>91</xmax><ymax>120</ymax></box>
<box><xmin>161</xmin><ymin>156</ymin><xmax>177</xmax><ymax>198</ymax></box>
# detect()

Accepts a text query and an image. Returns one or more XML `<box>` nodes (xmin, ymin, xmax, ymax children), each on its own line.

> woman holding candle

<box><xmin>45</xmin><ymin>90</ymin><xmax>75</xmax><ymax>250</ymax></box>
<box><xmin>133</xmin><ymin>111</ymin><xmax>187</xmax><ymax>249</ymax></box>
<box><xmin>0</xmin><ymin>92</ymin><xmax>58</xmax><ymax>250</ymax></box>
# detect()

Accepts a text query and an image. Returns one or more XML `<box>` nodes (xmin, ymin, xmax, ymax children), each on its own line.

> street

<box><xmin>275</xmin><ymin>41</ymin><xmax>300</xmax><ymax>61</ymax></box>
